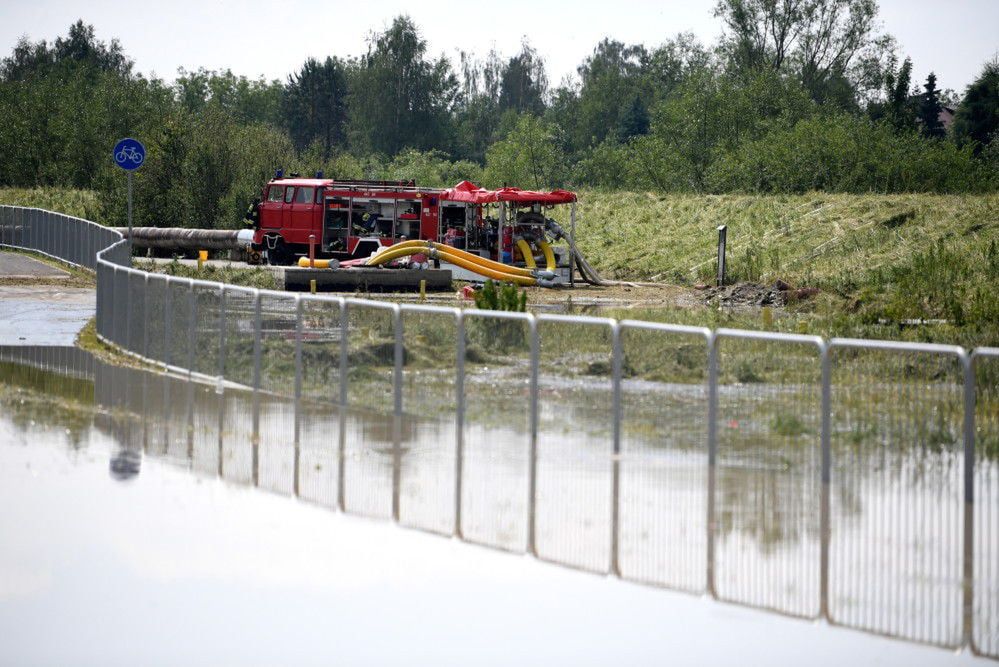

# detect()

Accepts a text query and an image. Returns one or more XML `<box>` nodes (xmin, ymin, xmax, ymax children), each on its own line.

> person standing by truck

<box><xmin>243</xmin><ymin>197</ymin><xmax>261</xmax><ymax>229</ymax></box>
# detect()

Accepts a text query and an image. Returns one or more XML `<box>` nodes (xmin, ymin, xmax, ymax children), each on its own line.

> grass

<box><xmin>561</xmin><ymin>191</ymin><xmax>999</xmax><ymax>347</ymax></box>
<box><xmin>0</xmin><ymin>187</ymin><xmax>101</xmax><ymax>221</ymax></box>
<box><xmin>75</xmin><ymin>318</ymin><xmax>157</xmax><ymax>370</ymax></box>
<box><xmin>134</xmin><ymin>258</ymin><xmax>280</xmax><ymax>290</ymax></box>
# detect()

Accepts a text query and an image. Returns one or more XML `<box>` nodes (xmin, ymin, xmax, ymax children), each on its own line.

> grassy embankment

<box><xmin>566</xmin><ymin>191</ymin><xmax>999</xmax><ymax>348</ymax></box>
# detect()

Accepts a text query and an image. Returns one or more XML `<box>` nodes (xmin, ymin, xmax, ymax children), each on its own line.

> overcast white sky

<box><xmin>1</xmin><ymin>0</ymin><xmax>997</xmax><ymax>95</ymax></box>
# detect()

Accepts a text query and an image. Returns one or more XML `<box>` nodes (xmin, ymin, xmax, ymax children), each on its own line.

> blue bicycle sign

<box><xmin>113</xmin><ymin>138</ymin><xmax>145</xmax><ymax>171</ymax></box>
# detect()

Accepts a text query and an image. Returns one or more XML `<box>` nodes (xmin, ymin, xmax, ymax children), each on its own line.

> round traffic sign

<box><xmin>113</xmin><ymin>138</ymin><xmax>146</xmax><ymax>171</ymax></box>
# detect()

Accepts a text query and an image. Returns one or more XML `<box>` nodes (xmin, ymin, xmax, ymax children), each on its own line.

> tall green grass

<box><xmin>562</xmin><ymin>191</ymin><xmax>999</xmax><ymax>345</ymax></box>
<box><xmin>0</xmin><ymin>188</ymin><xmax>102</xmax><ymax>221</ymax></box>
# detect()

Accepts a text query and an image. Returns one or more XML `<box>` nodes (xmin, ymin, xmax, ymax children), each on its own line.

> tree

<box><xmin>484</xmin><ymin>114</ymin><xmax>565</xmax><ymax>189</ymax></box>
<box><xmin>452</xmin><ymin>49</ymin><xmax>504</xmax><ymax>161</ymax></box>
<box><xmin>1</xmin><ymin>20</ymin><xmax>131</xmax><ymax>82</ymax></box>
<box><xmin>281</xmin><ymin>57</ymin><xmax>350</xmax><ymax>157</ymax></box>
<box><xmin>176</xmin><ymin>68</ymin><xmax>283</xmax><ymax>125</ymax></box>
<box><xmin>347</xmin><ymin>16</ymin><xmax>457</xmax><ymax>155</ymax></box>
<box><xmin>615</xmin><ymin>94</ymin><xmax>650</xmax><ymax>141</ymax></box>
<box><xmin>918</xmin><ymin>72</ymin><xmax>945</xmax><ymax>139</ymax></box>
<box><xmin>879</xmin><ymin>56</ymin><xmax>916</xmax><ymax>133</ymax></box>
<box><xmin>499</xmin><ymin>41</ymin><xmax>548</xmax><ymax>115</ymax></box>
<box><xmin>953</xmin><ymin>59</ymin><xmax>999</xmax><ymax>155</ymax></box>
<box><xmin>572</xmin><ymin>39</ymin><xmax>648</xmax><ymax>148</ymax></box>
<box><xmin>713</xmin><ymin>0</ymin><xmax>890</xmax><ymax>104</ymax></box>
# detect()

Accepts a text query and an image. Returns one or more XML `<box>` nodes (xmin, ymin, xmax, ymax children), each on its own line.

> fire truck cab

<box><xmin>253</xmin><ymin>177</ymin><xmax>479</xmax><ymax>265</ymax></box>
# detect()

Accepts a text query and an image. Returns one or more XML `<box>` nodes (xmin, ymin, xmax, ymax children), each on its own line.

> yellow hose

<box><xmin>516</xmin><ymin>238</ymin><xmax>537</xmax><ymax>269</ymax></box>
<box><xmin>367</xmin><ymin>240</ymin><xmax>537</xmax><ymax>277</ymax></box>
<box><xmin>297</xmin><ymin>257</ymin><xmax>335</xmax><ymax>269</ymax></box>
<box><xmin>537</xmin><ymin>240</ymin><xmax>557</xmax><ymax>272</ymax></box>
<box><xmin>435</xmin><ymin>242</ymin><xmax>535</xmax><ymax>277</ymax></box>
<box><xmin>365</xmin><ymin>244</ymin><xmax>538</xmax><ymax>286</ymax></box>
<box><xmin>364</xmin><ymin>244</ymin><xmax>427</xmax><ymax>266</ymax></box>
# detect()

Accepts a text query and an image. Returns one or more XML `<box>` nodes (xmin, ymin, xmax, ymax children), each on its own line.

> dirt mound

<box><xmin>700</xmin><ymin>281</ymin><xmax>819</xmax><ymax>308</ymax></box>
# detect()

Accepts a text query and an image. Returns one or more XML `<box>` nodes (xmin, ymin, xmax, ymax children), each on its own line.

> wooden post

<box><xmin>308</xmin><ymin>234</ymin><xmax>316</xmax><ymax>268</ymax></box>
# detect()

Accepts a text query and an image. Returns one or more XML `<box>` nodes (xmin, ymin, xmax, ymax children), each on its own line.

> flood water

<box><xmin>0</xmin><ymin>342</ymin><xmax>995</xmax><ymax>665</ymax></box>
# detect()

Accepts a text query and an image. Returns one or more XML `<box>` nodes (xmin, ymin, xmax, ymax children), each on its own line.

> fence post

<box><xmin>610</xmin><ymin>321</ymin><xmax>623</xmax><ymax>577</ymax></box>
<box><xmin>393</xmin><ymin>305</ymin><xmax>403</xmax><ymax>418</ymax></box>
<box><xmin>716</xmin><ymin>225</ymin><xmax>728</xmax><ymax>287</ymax></box>
<box><xmin>187</xmin><ymin>279</ymin><xmax>196</xmax><ymax>376</ymax></box>
<box><xmin>293</xmin><ymin>296</ymin><xmax>304</xmax><ymax>499</ymax></box>
<box><xmin>251</xmin><ymin>289</ymin><xmax>262</xmax><ymax>486</ymax></box>
<box><xmin>163</xmin><ymin>277</ymin><xmax>173</xmax><ymax>369</ymax></box>
<box><xmin>337</xmin><ymin>298</ymin><xmax>348</xmax><ymax>513</ymax></box>
<box><xmin>820</xmin><ymin>341</ymin><xmax>832</xmax><ymax>620</ymax></box>
<box><xmin>454</xmin><ymin>309</ymin><xmax>466</xmax><ymax>538</ymax></box>
<box><xmin>217</xmin><ymin>286</ymin><xmax>226</xmax><ymax>382</ymax></box>
<box><xmin>706</xmin><ymin>330</ymin><xmax>719</xmax><ymax>598</ymax></box>
<box><xmin>294</xmin><ymin>296</ymin><xmax>303</xmax><ymax>445</ymax></box>
<box><xmin>527</xmin><ymin>315</ymin><xmax>540</xmax><ymax>556</ymax></box>
<box><xmin>962</xmin><ymin>350</ymin><xmax>975</xmax><ymax>647</ymax></box>
<box><xmin>143</xmin><ymin>273</ymin><xmax>150</xmax><ymax>359</ymax></box>
<box><xmin>392</xmin><ymin>305</ymin><xmax>404</xmax><ymax>522</ymax></box>
<box><xmin>339</xmin><ymin>300</ymin><xmax>349</xmax><ymax>408</ymax></box>
<box><xmin>110</xmin><ymin>265</ymin><xmax>119</xmax><ymax>345</ymax></box>
<box><xmin>95</xmin><ymin>261</ymin><xmax>104</xmax><ymax>339</ymax></box>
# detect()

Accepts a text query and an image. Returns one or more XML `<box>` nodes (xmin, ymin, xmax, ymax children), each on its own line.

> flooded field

<box><xmin>1</xmin><ymin>343</ymin><xmax>995</xmax><ymax>664</ymax></box>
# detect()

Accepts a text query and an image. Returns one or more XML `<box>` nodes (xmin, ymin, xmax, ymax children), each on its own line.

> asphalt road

<box><xmin>0</xmin><ymin>251</ymin><xmax>69</xmax><ymax>279</ymax></box>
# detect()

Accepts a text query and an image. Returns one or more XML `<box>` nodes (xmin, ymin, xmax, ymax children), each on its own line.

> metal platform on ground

<box><xmin>284</xmin><ymin>267</ymin><xmax>452</xmax><ymax>292</ymax></box>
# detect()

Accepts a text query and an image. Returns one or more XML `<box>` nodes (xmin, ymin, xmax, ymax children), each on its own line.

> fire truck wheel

<box><xmin>268</xmin><ymin>239</ymin><xmax>293</xmax><ymax>265</ymax></box>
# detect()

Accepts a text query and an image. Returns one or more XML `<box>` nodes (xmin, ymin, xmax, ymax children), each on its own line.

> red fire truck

<box><xmin>250</xmin><ymin>175</ymin><xmax>579</xmax><ymax>272</ymax></box>
<box><xmin>252</xmin><ymin>176</ymin><xmax>485</xmax><ymax>265</ymax></box>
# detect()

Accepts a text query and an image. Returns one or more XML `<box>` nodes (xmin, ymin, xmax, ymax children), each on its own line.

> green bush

<box><xmin>706</xmin><ymin>113</ymin><xmax>995</xmax><ymax>194</ymax></box>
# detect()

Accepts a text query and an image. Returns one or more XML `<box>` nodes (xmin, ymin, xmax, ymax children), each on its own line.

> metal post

<box><xmin>716</xmin><ymin>225</ymin><xmax>727</xmax><ymax>287</ymax></box>
<box><xmin>820</xmin><ymin>342</ymin><xmax>831</xmax><ymax>619</ymax></box>
<box><xmin>393</xmin><ymin>305</ymin><xmax>403</xmax><ymax>418</ymax></box>
<box><xmin>127</xmin><ymin>171</ymin><xmax>133</xmax><ymax>254</ymax></box>
<box><xmin>163</xmin><ymin>278</ymin><xmax>173</xmax><ymax>368</ymax></box>
<box><xmin>143</xmin><ymin>273</ymin><xmax>150</xmax><ymax>359</ymax></box>
<box><xmin>294</xmin><ymin>296</ymin><xmax>303</xmax><ymax>445</ymax></box>
<box><xmin>961</xmin><ymin>350</ymin><xmax>975</xmax><ymax>646</ymax></box>
<box><xmin>498</xmin><ymin>201</ymin><xmax>506</xmax><ymax>263</ymax></box>
<box><xmin>339</xmin><ymin>300</ymin><xmax>349</xmax><ymax>407</ymax></box>
<box><xmin>391</xmin><ymin>305</ymin><xmax>404</xmax><ymax>523</ymax></box>
<box><xmin>570</xmin><ymin>202</ymin><xmax>577</xmax><ymax>287</ymax></box>
<box><xmin>527</xmin><ymin>315</ymin><xmax>540</xmax><ymax>555</ymax></box>
<box><xmin>217</xmin><ymin>286</ymin><xmax>226</xmax><ymax>382</ymax></box>
<box><xmin>308</xmin><ymin>234</ymin><xmax>316</xmax><ymax>268</ymax></box>
<box><xmin>337</xmin><ymin>299</ymin><xmax>348</xmax><ymax>512</ymax></box>
<box><xmin>610</xmin><ymin>322</ymin><xmax>623</xmax><ymax>576</ymax></box>
<box><xmin>706</xmin><ymin>331</ymin><xmax>719</xmax><ymax>597</ymax></box>
<box><xmin>187</xmin><ymin>280</ymin><xmax>196</xmax><ymax>376</ymax></box>
<box><xmin>454</xmin><ymin>310</ymin><xmax>466</xmax><ymax>538</ymax></box>
<box><xmin>108</xmin><ymin>265</ymin><xmax>117</xmax><ymax>343</ymax></box>
<box><xmin>251</xmin><ymin>290</ymin><xmax>262</xmax><ymax>486</ymax></box>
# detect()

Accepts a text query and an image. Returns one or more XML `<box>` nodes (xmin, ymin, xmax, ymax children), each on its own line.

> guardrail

<box><xmin>1</xmin><ymin>205</ymin><xmax>997</xmax><ymax>659</ymax></box>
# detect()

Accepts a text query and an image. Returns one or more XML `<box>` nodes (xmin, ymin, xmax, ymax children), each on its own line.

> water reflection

<box><xmin>0</xmin><ymin>345</ymin><xmax>994</xmax><ymax>658</ymax></box>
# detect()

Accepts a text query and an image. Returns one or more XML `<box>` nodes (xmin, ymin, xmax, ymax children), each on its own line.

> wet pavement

<box><xmin>0</xmin><ymin>251</ymin><xmax>69</xmax><ymax>278</ymax></box>
<box><xmin>0</xmin><ymin>285</ymin><xmax>95</xmax><ymax>345</ymax></box>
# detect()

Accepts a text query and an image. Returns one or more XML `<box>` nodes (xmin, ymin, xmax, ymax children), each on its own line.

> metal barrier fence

<box><xmin>2</xmin><ymin>205</ymin><xmax>997</xmax><ymax>658</ymax></box>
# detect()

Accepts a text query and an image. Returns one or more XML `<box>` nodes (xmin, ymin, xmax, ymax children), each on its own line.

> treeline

<box><xmin>1</xmin><ymin>4</ymin><xmax>997</xmax><ymax>230</ymax></box>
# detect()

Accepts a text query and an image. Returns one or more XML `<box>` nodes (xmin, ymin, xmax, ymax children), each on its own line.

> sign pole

<box><xmin>112</xmin><ymin>137</ymin><xmax>146</xmax><ymax>255</ymax></box>
<box><xmin>127</xmin><ymin>171</ymin><xmax>133</xmax><ymax>252</ymax></box>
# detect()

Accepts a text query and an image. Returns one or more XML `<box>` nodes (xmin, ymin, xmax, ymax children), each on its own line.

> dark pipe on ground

<box><xmin>114</xmin><ymin>227</ymin><xmax>253</xmax><ymax>251</ymax></box>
